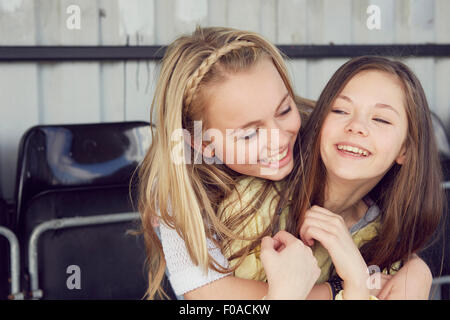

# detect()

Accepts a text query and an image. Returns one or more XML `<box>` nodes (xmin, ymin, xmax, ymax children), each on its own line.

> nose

<box><xmin>345</xmin><ymin>115</ymin><xmax>369</xmax><ymax>137</ymax></box>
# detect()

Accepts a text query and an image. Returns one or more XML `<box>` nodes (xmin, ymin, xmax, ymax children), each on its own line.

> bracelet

<box><xmin>335</xmin><ymin>290</ymin><xmax>379</xmax><ymax>300</ymax></box>
<box><xmin>326</xmin><ymin>282</ymin><xmax>333</xmax><ymax>300</ymax></box>
<box><xmin>327</xmin><ymin>275</ymin><xmax>343</xmax><ymax>300</ymax></box>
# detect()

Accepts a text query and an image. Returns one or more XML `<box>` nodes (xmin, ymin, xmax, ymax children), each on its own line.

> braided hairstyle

<box><xmin>184</xmin><ymin>40</ymin><xmax>257</xmax><ymax>108</ymax></box>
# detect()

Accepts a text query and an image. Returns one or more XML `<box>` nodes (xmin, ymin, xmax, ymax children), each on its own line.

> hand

<box><xmin>260</xmin><ymin>230</ymin><xmax>321</xmax><ymax>300</ymax></box>
<box><xmin>299</xmin><ymin>205</ymin><xmax>369</xmax><ymax>299</ymax></box>
<box><xmin>367</xmin><ymin>272</ymin><xmax>392</xmax><ymax>297</ymax></box>
<box><xmin>378</xmin><ymin>255</ymin><xmax>432</xmax><ymax>300</ymax></box>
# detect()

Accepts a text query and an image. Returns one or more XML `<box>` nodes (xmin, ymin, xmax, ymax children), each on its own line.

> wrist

<box><xmin>266</xmin><ymin>288</ymin><xmax>307</xmax><ymax>300</ymax></box>
<box><xmin>343</xmin><ymin>279</ymin><xmax>370</xmax><ymax>300</ymax></box>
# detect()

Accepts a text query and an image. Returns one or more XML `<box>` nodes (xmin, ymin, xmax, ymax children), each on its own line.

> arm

<box><xmin>186</xmin><ymin>231</ymin><xmax>322</xmax><ymax>300</ymax></box>
<box><xmin>159</xmin><ymin>221</ymin><xmax>232</xmax><ymax>297</ymax></box>
<box><xmin>184</xmin><ymin>276</ymin><xmax>268</xmax><ymax>300</ymax></box>
<box><xmin>185</xmin><ymin>275</ymin><xmax>332</xmax><ymax>300</ymax></box>
<box><xmin>161</xmin><ymin>220</ymin><xmax>330</xmax><ymax>300</ymax></box>
<box><xmin>300</xmin><ymin>206</ymin><xmax>371</xmax><ymax>299</ymax></box>
<box><xmin>377</xmin><ymin>254</ymin><xmax>432</xmax><ymax>300</ymax></box>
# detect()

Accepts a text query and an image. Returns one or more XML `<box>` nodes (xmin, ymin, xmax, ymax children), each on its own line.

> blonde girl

<box><xmin>138</xmin><ymin>26</ymin><xmax>319</xmax><ymax>299</ymax></box>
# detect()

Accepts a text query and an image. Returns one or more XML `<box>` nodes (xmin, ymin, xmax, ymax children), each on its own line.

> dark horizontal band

<box><xmin>0</xmin><ymin>44</ymin><xmax>449</xmax><ymax>62</ymax></box>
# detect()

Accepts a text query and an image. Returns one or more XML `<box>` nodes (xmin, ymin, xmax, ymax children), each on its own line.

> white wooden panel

<box><xmin>352</xmin><ymin>0</ymin><xmax>396</xmax><ymax>44</ymax></box>
<box><xmin>35</xmin><ymin>0</ymin><xmax>99</xmax><ymax>45</ymax></box>
<box><xmin>99</xmin><ymin>62</ymin><xmax>125</xmax><ymax>122</ymax></box>
<box><xmin>306</xmin><ymin>0</ymin><xmax>325</xmax><ymax>43</ymax></box>
<box><xmin>154</xmin><ymin>0</ymin><xmax>177</xmax><ymax>43</ymax></box>
<box><xmin>307</xmin><ymin>0</ymin><xmax>352</xmax><ymax>44</ymax></box>
<box><xmin>435</xmin><ymin>58</ymin><xmax>450</xmax><ymax>127</ymax></box>
<box><xmin>260</xmin><ymin>0</ymin><xmax>277</xmax><ymax>43</ymax></box>
<box><xmin>322</xmin><ymin>0</ymin><xmax>352</xmax><ymax>44</ymax></box>
<box><xmin>206</xmin><ymin>0</ymin><xmax>227</xmax><ymax>27</ymax></box>
<box><xmin>305</xmin><ymin>58</ymin><xmax>349</xmax><ymax>100</ymax></box>
<box><xmin>395</xmin><ymin>0</ymin><xmax>435</xmax><ymax>43</ymax></box>
<box><xmin>98</xmin><ymin>0</ymin><xmax>125</xmax><ymax>123</ymax></box>
<box><xmin>0</xmin><ymin>64</ymin><xmax>40</xmax><ymax>200</ymax></box>
<box><xmin>435</xmin><ymin>0</ymin><xmax>450</xmax><ymax>43</ymax></box>
<box><xmin>123</xmin><ymin>61</ymin><xmax>157</xmax><ymax>122</ymax></box>
<box><xmin>40</xmin><ymin>62</ymin><xmax>101</xmax><ymax>124</ymax></box>
<box><xmin>227</xmin><ymin>0</ymin><xmax>261</xmax><ymax>33</ymax></box>
<box><xmin>99</xmin><ymin>0</ymin><xmax>127</xmax><ymax>45</ymax></box>
<box><xmin>285</xmin><ymin>59</ymin><xmax>309</xmax><ymax>99</ymax></box>
<box><xmin>277</xmin><ymin>0</ymin><xmax>308</xmax><ymax>44</ymax></box>
<box><xmin>117</xmin><ymin>0</ymin><xmax>155</xmax><ymax>45</ymax></box>
<box><xmin>0</xmin><ymin>0</ymin><xmax>36</xmax><ymax>45</ymax></box>
<box><xmin>402</xmin><ymin>57</ymin><xmax>436</xmax><ymax>115</ymax></box>
<box><xmin>155</xmin><ymin>0</ymin><xmax>208</xmax><ymax>44</ymax></box>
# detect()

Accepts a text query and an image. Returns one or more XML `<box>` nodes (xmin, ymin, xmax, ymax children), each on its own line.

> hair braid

<box><xmin>184</xmin><ymin>40</ymin><xmax>257</xmax><ymax>108</ymax></box>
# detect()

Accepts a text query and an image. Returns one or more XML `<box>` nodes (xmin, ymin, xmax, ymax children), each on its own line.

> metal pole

<box><xmin>0</xmin><ymin>226</ymin><xmax>23</xmax><ymax>299</ymax></box>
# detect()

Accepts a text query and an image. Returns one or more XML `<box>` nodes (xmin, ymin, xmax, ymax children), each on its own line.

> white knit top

<box><xmin>159</xmin><ymin>221</ymin><xmax>231</xmax><ymax>296</ymax></box>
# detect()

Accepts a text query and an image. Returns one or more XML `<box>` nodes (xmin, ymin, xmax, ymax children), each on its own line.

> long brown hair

<box><xmin>286</xmin><ymin>56</ymin><xmax>444</xmax><ymax>271</ymax></box>
<box><xmin>139</xmin><ymin>26</ymin><xmax>313</xmax><ymax>299</ymax></box>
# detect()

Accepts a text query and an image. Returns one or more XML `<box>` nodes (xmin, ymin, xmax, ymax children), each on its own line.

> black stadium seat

<box><xmin>420</xmin><ymin>113</ymin><xmax>450</xmax><ymax>299</ymax></box>
<box><xmin>13</xmin><ymin>121</ymin><xmax>175</xmax><ymax>299</ymax></box>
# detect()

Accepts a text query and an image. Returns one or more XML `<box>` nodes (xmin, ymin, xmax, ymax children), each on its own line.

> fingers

<box><xmin>300</xmin><ymin>216</ymin><xmax>336</xmax><ymax>246</ymax></box>
<box><xmin>300</xmin><ymin>225</ymin><xmax>331</xmax><ymax>249</ymax></box>
<box><xmin>308</xmin><ymin>206</ymin><xmax>345</xmax><ymax>226</ymax></box>
<box><xmin>262</xmin><ymin>231</ymin><xmax>310</xmax><ymax>256</ymax></box>
<box><xmin>300</xmin><ymin>216</ymin><xmax>339</xmax><ymax>247</ymax></box>
<box><xmin>377</xmin><ymin>280</ymin><xmax>393</xmax><ymax>300</ymax></box>
<box><xmin>260</xmin><ymin>236</ymin><xmax>277</xmax><ymax>265</ymax></box>
<box><xmin>272</xmin><ymin>230</ymin><xmax>301</xmax><ymax>247</ymax></box>
<box><xmin>299</xmin><ymin>206</ymin><xmax>346</xmax><ymax>247</ymax></box>
<box><xmin>261</xmin><ymin>236</ymin><xmax>276</xmax><ymax>253</ymax></box>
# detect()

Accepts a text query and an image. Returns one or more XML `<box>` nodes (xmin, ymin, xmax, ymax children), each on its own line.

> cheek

<box><xmin>376</xmin><ymin>133</ymin><xmax>405</xmax><ymax>164</ymax></box>
<box><xmin>319</xmin><ymin>118</ymin><xmax>334</xmax><ymax>152</ymax></box>
<box><xmin>217</xmin><ymin>137</ymin><xmax>259</xmax><ymax>164</ymax></box>
<box><xmin>288</xmin><ymin>108</ymin><xmax>302</xmax><ymax>134</ymax></box>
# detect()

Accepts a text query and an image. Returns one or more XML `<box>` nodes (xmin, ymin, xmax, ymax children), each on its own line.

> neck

<box><xmin>323</xmin><ymin>173</ymin><xmax>380</xmax><ymax>223</ymax></box>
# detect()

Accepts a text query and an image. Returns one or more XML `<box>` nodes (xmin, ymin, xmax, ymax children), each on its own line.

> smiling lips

<box><xmin>259</xmin><ymin>146</ymin><xmax>290</xmax><ymax>167</ymax></box>
<box><xmin>336</xmin><ymin>144</ymin><xmax>370</xmax><ymax>157</ymax></box>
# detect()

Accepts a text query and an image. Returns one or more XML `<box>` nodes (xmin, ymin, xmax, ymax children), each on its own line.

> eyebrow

<box><xmin>230</xmin><ymin>92</ymin><xmax>290</xmax><ymax>134</ymax></box>
<box><xmin>374</xmin><ymin>103</ymin><xmax>400</xmax><ymax>116</ymax></box>
<box><xmin>337</xmin><ymin>95</ymin><xmax>400</xmax><ymax>116</ymax></box>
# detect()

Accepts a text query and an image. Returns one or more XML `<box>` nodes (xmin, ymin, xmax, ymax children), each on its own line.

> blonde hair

<box><xmin>139</xmin><ymin>26</ymin><xmax>312</xmax><ymax>299</ymax></box>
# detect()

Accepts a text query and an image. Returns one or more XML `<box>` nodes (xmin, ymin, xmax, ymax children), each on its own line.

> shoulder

<box><xmin>218</xmin><ymin>176</ymin><xmax>281</xmax><ymax>219</ymax></box>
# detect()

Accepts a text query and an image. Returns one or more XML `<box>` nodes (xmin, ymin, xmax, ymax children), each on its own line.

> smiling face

<box><xmin>203</xmin><ymin>57</ymin><xmax>301</xmax><ymax>180</ymax></box>
<box><xmin>320</xmin><ymin>69</ymin><xmax>408</xmax><ymax>184</ymax></box>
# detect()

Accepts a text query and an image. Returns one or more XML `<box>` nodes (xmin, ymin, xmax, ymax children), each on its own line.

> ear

<box><xmin>187</xmin><ymin>135</ymin><xmax>215</xmax><ymax>159</ymax></box>
<box><xmin>395</xmin><ymin>145</ymin><xmax>407</xmax><ymax>165</ymax></box>
<box><xmin>201</xmin><ymin>140</ymin><xmax>216</xmax><ymax>158</ymax></box>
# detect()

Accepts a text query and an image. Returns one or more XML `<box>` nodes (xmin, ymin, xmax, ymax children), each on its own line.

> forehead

<box><xmin>204</xmin><ymin>58</ymin><xmax>288</xmax><ymax>130</ymax></box>
<box><xmin>340</xmin><ymin>70</ymin><xmax>405</xmax><ymax>111</ymax></box>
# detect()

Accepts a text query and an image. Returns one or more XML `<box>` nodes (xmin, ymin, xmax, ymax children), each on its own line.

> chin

<box><xmin>328</xmin><ymin>167</ymin><xmax>368</xmax><ymax>182</ymax></box>
<box><xmin>259</xmin><ymin>162</ymin><xmax>293</xmax><ymax>181</ymax></box>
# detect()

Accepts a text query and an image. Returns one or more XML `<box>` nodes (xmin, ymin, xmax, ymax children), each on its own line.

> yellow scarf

<box><xmin>220</xmin><ymin>177</ymin><xmax>397</xmax><ymax>283</ymax></box>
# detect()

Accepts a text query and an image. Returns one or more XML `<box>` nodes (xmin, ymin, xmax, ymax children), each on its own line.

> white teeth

<box><xmin>263</xmin><ymin>148</ymin><xmax>288</xmax><ymax>163</ymax></box>
<box><xmin>337</xmin><ymin>145</ymin><xmax>369</xmax><ymax>156</ymax></box>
